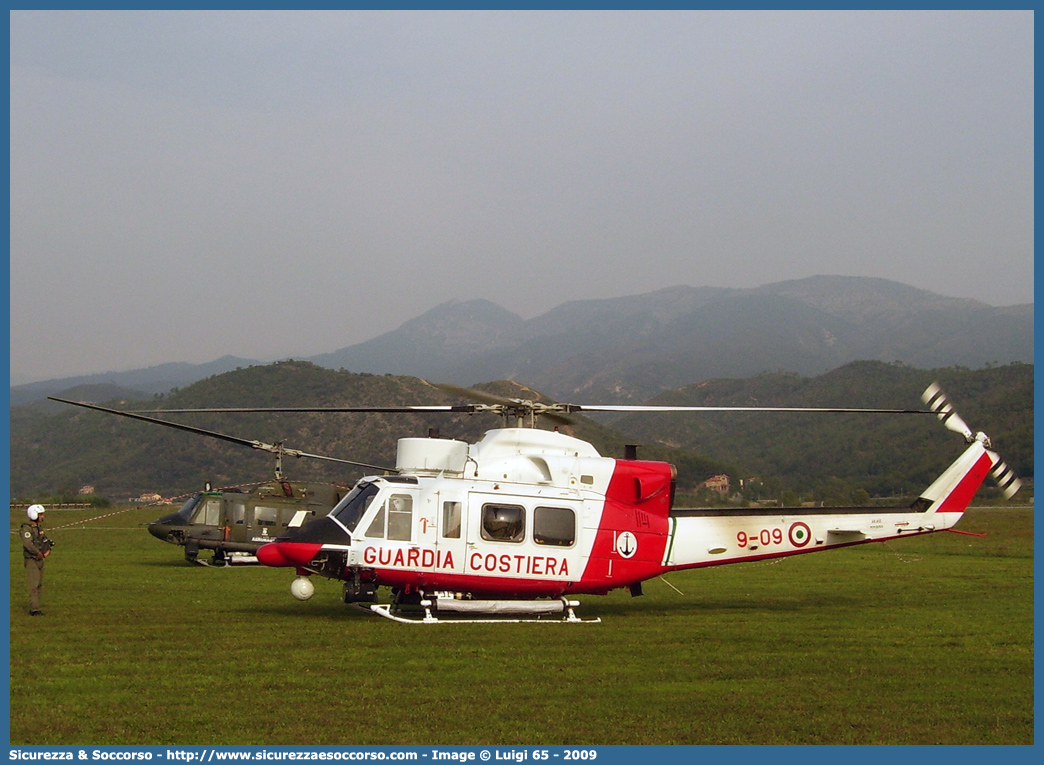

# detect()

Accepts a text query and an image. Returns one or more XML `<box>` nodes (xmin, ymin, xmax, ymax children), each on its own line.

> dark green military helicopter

<box><xmin>148</xmin><ymin>478</ymin><xmax>351</xmax><ymax>565</ymax></box>
<box><xmin>49</xmin><ymin>395</ymin><xmax>389</xmax><ymax>566</ymax></box>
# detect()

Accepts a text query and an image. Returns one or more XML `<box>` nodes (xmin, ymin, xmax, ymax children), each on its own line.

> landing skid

<box><xmin>193</xmin><ymin>552</ymin><xmax>260</xmax><ymax>567</ymax></box>
<box><xmin>354</xmin><ymin>597</ymin><xmax>601</xmax><ymax>624</ymax></box>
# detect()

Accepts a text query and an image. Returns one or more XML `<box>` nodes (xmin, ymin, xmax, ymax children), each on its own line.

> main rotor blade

<box><xmin>125</xmin><ymin>401</ymin><xmax>930</xmax><ymax>417</ymax></box>
<box><xmin>124</xmin><ymin>405</ymin><xmax>477</xmax><ymax>414</ymax></box>
<box><xmin>47</xmin><ymin>397</ymin><xmax>396</xmax><ymax>473</ymax></box>
<box><xmin>563</xmin><ymin>404</ymin><xmax>933</xmax><ymax>414</ymax></box>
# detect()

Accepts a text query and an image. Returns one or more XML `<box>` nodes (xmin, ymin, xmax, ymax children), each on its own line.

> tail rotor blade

<box><xmin>921</xmin><ymin>384</ymin><xmax>1022</xmax><ymax>500</ymax></box>
<box><xmin>988</xmin><ymin>453</ymin><xmax>1023</xmax><ymax>499</ymax></box>
<box><xmin>921</xmin><ymin>383</ymin><xmax>973</xmax><ymax>440</ymax></box>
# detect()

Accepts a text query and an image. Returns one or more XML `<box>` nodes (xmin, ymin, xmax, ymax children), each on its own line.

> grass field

<box><xmin>8</xmin><ymin>504</ymin><xmax>1034</xmax><ymax>745</ymax></box>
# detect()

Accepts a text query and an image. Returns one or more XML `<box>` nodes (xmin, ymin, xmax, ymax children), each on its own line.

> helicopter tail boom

<box><xmin>661</xmin><ymin>436</ymin><xmax>996</xmax><ymax>573</ymax></box>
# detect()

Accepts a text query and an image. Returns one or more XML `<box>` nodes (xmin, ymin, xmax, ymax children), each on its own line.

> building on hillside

<box><xmin>78</xmin><ymin>484</ymin><xmax>95</xmax><ymax>495</ymax></box>
<box><xmin>137</xmin><ymin>492</ymin><xmax>163</xmax><ymax>503</ymax></box>
<box><xmin>699</xmin><ymin>474</ymin><xmax>730</xmax><ymax>495</ymax></box>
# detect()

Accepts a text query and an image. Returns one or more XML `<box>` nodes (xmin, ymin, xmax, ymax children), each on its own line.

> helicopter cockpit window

<box><xmin>332</xmin><ymin>482</ymin><xmax>380</xmax><ymax>532</ymax></box>
<box><xmin>481</xmin><ymin>503</ymin><xmax>525</xmax><ymax>543</ymax></box>
<box><xmin>177</xmin><ymin>495</ymin><xmax>202</xmax><ymax>521</ymax></box>
<box><xmin>193</xmin><ymin>499</ymin><xmax>222</xmax><ymax>526</ymax></box>
<box><xmin>442</xmin><ymin>501</ymin><xmax>462</xmax><ymax>539</ymax></box>
<box><xmin>533</xmin><ymin>506</ymin><xmax>575</xmax><ymax>547</ymax></box>
<box><xmin>364</xmin><ymin>505</ymin><xmax>386</xmax><ymax>539</ymax></box>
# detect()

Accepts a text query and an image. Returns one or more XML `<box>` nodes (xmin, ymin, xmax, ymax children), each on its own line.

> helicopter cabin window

<box><xmin>363</xmin><ymin>494</ymin><xmax>414</xmax><ymax>541</ymax></box>
<box><xmin>193</xmin><ymin>499</ymin><xmax>222</xmax><ymax>526</ymax></box>
<box><xmin>332</xmin><ymin>482</ymin><xmax>380</xmax><ymax>532</ymax></box>
<box><xmin>442</xmin><ymin>501</ymin><xmax>462</xmax><ymax>539</ymax></box>
<box><xmin>255</xmin><ymin>506</ymin><xmax>278</xmax><ymax>527</ymax></box>
<box><xmin>481</xmin><ymin>503</ymin><xmax>525</xmax><ymax>543</ymax></box>
<box><xmin>231</xmin><ymin>503</ymin><xmax>246</xmax><ymax>525</ymax></box>
<box><xmin>533</xmin><ymin>507</ymin><xmax>576</xmax><ymax>546</ymax></box>
<box><xmin>387</xmin><ymin>495</ymin><xmax>413</xmax><ymax>541</ymax></box>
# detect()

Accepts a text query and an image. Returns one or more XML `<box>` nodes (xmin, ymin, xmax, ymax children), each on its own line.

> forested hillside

<box><xmin>612</xmin><ymin>361</ymin><xmax>1033</xmax><ymax>502</ymax></box>
<box><xmin>10</xmin><ymin>359</ymin><xmax>1031</xmax><ymax>505</ymax></box>
<box><xmin>9</xmin><ymin>361</ymin><xmax>730</xmax><ymax>501</ymax></box>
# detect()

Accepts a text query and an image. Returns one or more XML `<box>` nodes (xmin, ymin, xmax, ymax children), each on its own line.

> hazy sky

<box><xmin>9</xmin><ymin>10</ymin><xmax>1034</xmax><ymax>383</ymax></box>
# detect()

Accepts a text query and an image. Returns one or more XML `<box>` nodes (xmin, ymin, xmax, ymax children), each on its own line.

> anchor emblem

<box><xmin>616</xmin><ymin>531</ymin><xmax>638</xmax><ymax>559</ymax></box>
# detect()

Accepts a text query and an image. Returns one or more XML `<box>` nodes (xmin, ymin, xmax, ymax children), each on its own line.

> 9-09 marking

<box><xmin>737</xmin><ymin>528</ymin><xmax>784</xmax><ymax>548</ymax></box>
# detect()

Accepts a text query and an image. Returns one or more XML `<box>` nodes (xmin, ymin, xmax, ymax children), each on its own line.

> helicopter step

<box><xmin>358</xmin><ymin>594</ymin><xmax>601</xmax><ymax>624</ymax></box>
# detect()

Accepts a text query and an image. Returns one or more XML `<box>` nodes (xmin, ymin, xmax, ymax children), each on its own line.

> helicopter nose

<box><xmin>148</xmin><ymin>512</ymin><xmax>188</xmax><ymax>542</ymax></box>
<box><xmin>257</xmin><ymin>541</ymin><xmax>324</xmax><ymax>568</ymax></box>
<box><xmin>257</xmin><ymin>516</ymin><xmax>351</xmax><ymax>568</ymax></box>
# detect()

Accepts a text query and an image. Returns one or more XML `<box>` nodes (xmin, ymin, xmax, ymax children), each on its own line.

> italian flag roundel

<box><xmin>789</xmin><ymin>521</ymin><xmax>811</xmax><ymax>547</ymax></box>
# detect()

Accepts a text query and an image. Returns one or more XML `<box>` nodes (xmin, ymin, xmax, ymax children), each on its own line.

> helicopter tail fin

<box><xmin>915</xmin><ymin>439</ymin><xmax>995</xmax><ymax>518</ymax></box>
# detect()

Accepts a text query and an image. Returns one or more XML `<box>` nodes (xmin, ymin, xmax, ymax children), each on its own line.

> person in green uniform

<box><xmin>21</xmin><ymin>504</ymin><xmax>53</xmax><ymax>616</ymax></box>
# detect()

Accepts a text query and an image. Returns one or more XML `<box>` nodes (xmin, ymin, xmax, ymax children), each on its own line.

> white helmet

<box><xmin>27</xmin><ymin>504</ymin><xmax>45</xmax><ymax>521</ymax></box>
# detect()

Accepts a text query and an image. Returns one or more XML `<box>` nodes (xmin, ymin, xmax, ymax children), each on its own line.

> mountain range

<box><xmin>11</xmin><ymin>276</ymin><xmax>1033</xmax><ymax>406</ymax></box>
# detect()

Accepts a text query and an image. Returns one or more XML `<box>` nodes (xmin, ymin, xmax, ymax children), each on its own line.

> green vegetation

<box><xmin>616</xmin><ymin>361</ymin><xmax>1034</xmax><ymax>503</ymax></box>
<box><xmin>10</xmin><ymin>505</ymin><xmax>1033</xmax><ymax>744</ymax></box>
<box><xmin>10</xmin><ymin>360</ymin><xmax>1033</xmax><ymax>506</ymax></box>
<box><xmin>10</xmin><ymin>362</ymin><xmax>732</xmax><ymax>501</ymax></box>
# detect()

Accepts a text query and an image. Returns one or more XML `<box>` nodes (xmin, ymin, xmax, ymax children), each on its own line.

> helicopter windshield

<box><xmin>175</xmin><ymin>494</ymin><xmax>203</xmax><ymax>521</ymax></box>
<box><xmin>331</xmin><ymin>481</ymin><xmax>380</xmax><ymax>532</ymax></box>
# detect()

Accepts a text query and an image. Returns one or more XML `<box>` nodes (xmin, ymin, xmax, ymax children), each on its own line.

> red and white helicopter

<box><xmin>52</xmin><ymin>383</ymin><xmax>1021</xmax><ymax>623</ymax></box>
